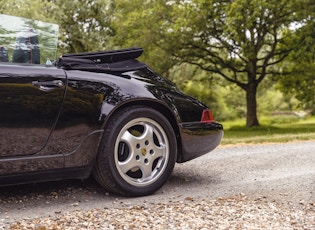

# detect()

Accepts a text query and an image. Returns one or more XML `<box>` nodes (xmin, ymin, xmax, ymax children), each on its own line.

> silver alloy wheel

<box><xmin>114</xmin><ymin>117</ymin><xmax>170</xmax><ymax>187</ymax></box>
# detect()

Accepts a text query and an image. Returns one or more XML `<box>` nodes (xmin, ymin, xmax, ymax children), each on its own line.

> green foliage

<box><xmin>257</xmin><ymin>86</ymin><xmax>300</xmax><ymax>116</ymax></box>
<box><xmin>51</xmin><ymin>0</ymin><xmax>114</xmax><ymax>54</ymax></box>
<box><xmin>111</xmin><ymin>0</ymin><xmax>178</xmax><ymax>75</ymax></box>
<box><xmin>277</xmin><ymin>61</ymin><xmax>315</xmax><ymax>113</ymax></box>
<box><xmin>276</xmin><ymin>18</ymin><xmax>315</xmax><ymax>113</ymax></box>
<box><xmin>0</xmin><ymin>0</ymin><xmax>54</xmax><ymax>21</ymax></box>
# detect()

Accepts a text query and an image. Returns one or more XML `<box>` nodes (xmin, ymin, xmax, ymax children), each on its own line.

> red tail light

<box><xmin>201</xmin><ymin>109</ymin><xmax>214</xmax><ymax>122</ymax></box>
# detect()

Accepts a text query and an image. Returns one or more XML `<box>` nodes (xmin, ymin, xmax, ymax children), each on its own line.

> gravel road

<box><xmin>0</xmin><ymin>141</ymin><xmax>314</xmax><ymax>229</ymax></box>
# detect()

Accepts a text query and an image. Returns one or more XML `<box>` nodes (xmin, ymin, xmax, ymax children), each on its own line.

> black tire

<box><xmin>93</xmin><ymin>106</ymin><xmax>177</xmax><ymax>196</ymax></box>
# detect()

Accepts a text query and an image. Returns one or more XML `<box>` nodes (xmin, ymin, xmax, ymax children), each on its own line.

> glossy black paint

<box><xmin>0</xmin><ymin>61</ymin><xmax>223</xmax><ymax>186</ymax></box>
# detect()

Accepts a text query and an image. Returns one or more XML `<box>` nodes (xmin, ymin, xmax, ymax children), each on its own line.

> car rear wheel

<box><xmin>93</xmin><ymin>106</ymin><xmax>177</xmax><ymax>196</ymax></box>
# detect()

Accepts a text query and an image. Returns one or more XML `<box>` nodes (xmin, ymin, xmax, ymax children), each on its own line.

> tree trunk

<box><xmin>246</xmin><ymin>82</ymin><xmax>260</xmax><ymax>127</ymax></box>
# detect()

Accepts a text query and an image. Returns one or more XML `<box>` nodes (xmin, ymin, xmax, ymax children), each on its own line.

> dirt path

<box><xmin>0</xmin><ymin>141</ymin><xmax>314</xmax><ymax>228</ymax></box>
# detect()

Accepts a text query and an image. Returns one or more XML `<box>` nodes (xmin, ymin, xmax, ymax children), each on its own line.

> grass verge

<box><xmin>221</xmin><ymin>116</ymin><xmax>315</xmax><ymax>145</ymax></box>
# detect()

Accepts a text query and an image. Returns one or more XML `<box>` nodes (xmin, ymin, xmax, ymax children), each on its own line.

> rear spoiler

<box><xmin>56</xmin><ymin>47</ymin><xmax>147</xmax><ymax>74</ymax></box>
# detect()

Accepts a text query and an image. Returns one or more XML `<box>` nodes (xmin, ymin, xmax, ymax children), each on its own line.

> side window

<box><xmin>0</xmin><ymin>14</ymin><xmax>59</xmax><ymax>65</ymax></box>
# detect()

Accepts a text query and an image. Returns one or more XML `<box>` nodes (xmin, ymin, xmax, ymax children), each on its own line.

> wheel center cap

<box><xmin>141</xmin><ymin>148</ymin><xmax>147</xmax><ymax>156</ymax></box>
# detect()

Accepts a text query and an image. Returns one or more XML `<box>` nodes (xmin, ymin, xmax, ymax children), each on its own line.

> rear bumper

<box><xmin>177</xmin><ymin>121</ymin><xmax>223</xmax><ymax>163</ymax></box>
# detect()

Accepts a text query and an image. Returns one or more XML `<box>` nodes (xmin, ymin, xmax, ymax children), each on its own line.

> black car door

<box><xmin>0</xmin><ymin>64</ymin><xmax>66</xmax><ymax>173</ymax></box>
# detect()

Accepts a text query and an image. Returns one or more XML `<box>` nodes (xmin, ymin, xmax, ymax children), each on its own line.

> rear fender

<box><xmin>98</xmin><ymin>99</ymin><xmax>183</xmax><ymax>162</ymax></box>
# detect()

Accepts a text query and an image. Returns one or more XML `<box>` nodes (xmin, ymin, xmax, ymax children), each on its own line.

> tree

<box><xmin>112</xmin><ymin>0</ymin><xmax>308</xmax><ymax>127</ymax></box>
<box><xmin>277</xmin><ymin>1</ymin><xmax>315</xmax><ymax>113</ymax></box>
<box><xmin>165</xmin><ymin>0</ymin><xmax>307</xmax><ymax>127</ymax></box>
<box><xmin>111</xmin><ymin>0</ymin><xmax>180</xmax><ymax>76</ymax></box>
<box><xmin>50</xmin><ymin>0</ymin><xmax>114</xmax><ymax>54</ymax></box>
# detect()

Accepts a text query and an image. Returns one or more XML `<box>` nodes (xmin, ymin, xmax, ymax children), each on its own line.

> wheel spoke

<box><xmin>141</xmin><ymin>123</ymin><xmax>154</xmax><ymax>142</ymax></box>
<box><xmin>118</xmin><ymin>157</ymin><xmax>139</xmax><ymax>174</ymax></box>
<box><xmin>118</xmin><ymin>130</ymin><xmax>140</xmax><ymax>173</ymax></box>
<box><xmin>142</xmin><ymin>123</ymin><xmax>166</xmax><ymax>158</ymax></box>
<box><xmin>152</xmin><ymin>144</ymin><xmax>165</xmax><ymax>158</ymax></box>
<box><xmin>140</xmin><ymin>163</ymin><xmax>154</xmax><ymax>180</ymax></box>
<box><xmin>121</xmin><ymin>130</ymin><xmax>139</xmax><ymax>151</ymax></box>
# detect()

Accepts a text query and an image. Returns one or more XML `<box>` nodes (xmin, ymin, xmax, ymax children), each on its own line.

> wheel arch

<box><xmin>100</xmin><ymin>99</ymin><xmax>183</xmax><ymax>163</ymax></box>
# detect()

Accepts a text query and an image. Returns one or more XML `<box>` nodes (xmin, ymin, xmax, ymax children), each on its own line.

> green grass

<box><xmin>221</xmin><ymin>116</ymin><xmax>315</xmax><ymax>145</ymax></box>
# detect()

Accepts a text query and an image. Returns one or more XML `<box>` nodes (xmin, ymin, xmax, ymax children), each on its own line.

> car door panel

<box><xmin>0</xmin><ymin>64</ymin><xmax>66</xmax><ymax>174</ymax></box>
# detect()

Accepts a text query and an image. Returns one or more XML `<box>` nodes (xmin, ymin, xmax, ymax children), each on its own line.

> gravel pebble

<box><xmin>1</xmin><ymin>194</ymin><xmax>314</xmax><ymax>230</ymax></box>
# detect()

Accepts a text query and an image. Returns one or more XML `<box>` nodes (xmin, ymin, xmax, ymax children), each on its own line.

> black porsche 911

<box><xmin>0</xmin><ymin>14</ymin><xmax>223</xmax><ymax>196</ymax></box>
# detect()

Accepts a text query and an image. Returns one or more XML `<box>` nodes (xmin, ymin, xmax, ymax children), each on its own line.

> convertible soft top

<box><xmin>56</xmin><ymin>47</ymin><xmax>147</xmax><ymax>74</ymax></box>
